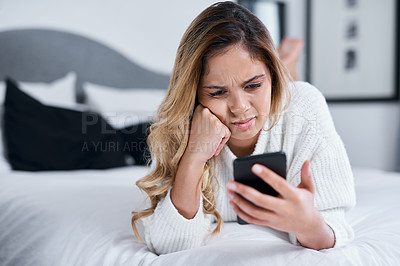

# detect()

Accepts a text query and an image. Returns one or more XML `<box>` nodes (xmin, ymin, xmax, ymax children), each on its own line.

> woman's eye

<box><xmin>209</xmin><ymin>90</ymin><xmax>226</xmax><ymax>97</ymax></box>
<box><xmin>245</xmin><ymin>83</ymin><xmax>262</xmax><ymax>89</ymax></box>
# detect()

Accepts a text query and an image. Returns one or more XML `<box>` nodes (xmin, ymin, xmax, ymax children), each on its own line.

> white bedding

<box><xmin>1</xmin><ymin>166</ymin><xmax>399</xmax><ymax>266</ymax></box>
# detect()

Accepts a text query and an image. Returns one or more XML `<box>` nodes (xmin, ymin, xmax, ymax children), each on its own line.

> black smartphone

<box><xmin>233</xmin><ymin>151</ymin><xmax>287</xmax><ymax>225</ymax></box>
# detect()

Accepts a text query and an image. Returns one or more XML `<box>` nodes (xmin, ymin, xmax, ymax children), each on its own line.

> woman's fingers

<box><xmin>229</xmin><ymin>192</ymin><xmax>275</xmax><ymax>222</ymax></box>
<box><xmin>227</xmin><ymin>180</ymin><xmax>284</xmax><ymax>211</ymax></box>
<box><xmin>214</xmin><ymin>127</ymin><xmax>231</xmax><ymax>156</ymax></box>
<box><xmin>251</xmin><ymin>164</ymin><xmax>296</xmax><ymax>198</ymax></box>
<box><xmin>229</xmin><ymin>200</ymin><xmax>267</xmax><ymax>226</ymax></box>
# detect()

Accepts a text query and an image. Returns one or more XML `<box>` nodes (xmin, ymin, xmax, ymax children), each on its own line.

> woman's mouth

<box><xmin>232</xmin><ymin>117</ymin><xmax>256</xmax><ymax>131</ymax></box>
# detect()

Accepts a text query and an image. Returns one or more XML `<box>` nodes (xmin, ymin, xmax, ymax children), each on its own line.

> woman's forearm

<box><xmin>170</xmin><ymin>152</ymin><xmax>205</xmax><ymax>219</ymax></box>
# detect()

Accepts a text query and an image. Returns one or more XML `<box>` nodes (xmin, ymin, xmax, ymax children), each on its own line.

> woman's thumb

<box><xmin>299</xmin><ymin>160</ymin><xmax>315</xmax><ymax>194</ymax></box>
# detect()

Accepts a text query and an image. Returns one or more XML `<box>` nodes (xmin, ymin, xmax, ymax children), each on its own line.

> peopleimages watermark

<box><xmin>81</xmin><ymin>112</ymin><xmax>152</xmax><ymax>134</ymax></box>
<box><xmin>80</xmin><ymin>112</ymin><xmax>318</xmax><ymax>152</ymax></box>
<box><xmin>81</xmin><ymin>141</ymin><xmax>148</xmax><ymax>152</ymax></box>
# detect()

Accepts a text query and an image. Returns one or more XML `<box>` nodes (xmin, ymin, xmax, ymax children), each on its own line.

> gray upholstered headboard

<box><xmin>0</xmin><ymin>28</ymin><xmax>170</xmax><ymax>101</ymax></box>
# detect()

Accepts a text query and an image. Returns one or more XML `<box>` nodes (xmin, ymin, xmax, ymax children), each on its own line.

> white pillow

<box><xmin>83</xmin><ymin>82</ymin><xmax>166</xmax><ymax>129</ymax></box>
<box><xmin>0</xmin><ymin>80</ymin><xmax>5</xmax><ymax>106</ymax></box>
<box><xmin>18</xmin><ymin>72</ymin><xmax>77</xmax><ymax>109</ymax></box>
<box><xmin>0</xmin><ymin>82</ymin><xmax>8</xmax><ymax>171</ymax></box>
<box><xmin>0</xmin><ymin>128</ymin><xmax>10</xmax><ymax>172</ymax></box>
<box><xmin>0</xmin><ymin>72</ymin><xmax>77</xmax><ymax>108</ymax></box>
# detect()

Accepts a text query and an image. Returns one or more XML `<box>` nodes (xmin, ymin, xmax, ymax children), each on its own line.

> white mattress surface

<box><xmin>0</xmin><ymin>166</ymin><xmax>399</xmax><ymax>266</ymax></box>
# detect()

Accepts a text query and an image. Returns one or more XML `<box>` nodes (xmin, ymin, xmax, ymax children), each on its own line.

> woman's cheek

<box><xmin>209</xmin><ymin>101</ymin><xmax>229</xmax><ymax>124</ymax></box>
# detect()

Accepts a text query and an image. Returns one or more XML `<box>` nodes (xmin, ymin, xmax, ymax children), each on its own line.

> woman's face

<box><xmin>198</xmin><ymin>44</ymin><xmax>272</xmax><ymax>150</ymax></box>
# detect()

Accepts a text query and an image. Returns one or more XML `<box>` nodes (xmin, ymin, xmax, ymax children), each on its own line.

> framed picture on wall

<box><xmin>306</xmin><ymin>0</ymin><xmax>399</xmax><ymax>102</ymax></box>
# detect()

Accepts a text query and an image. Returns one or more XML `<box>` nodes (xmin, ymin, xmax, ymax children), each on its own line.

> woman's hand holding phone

<box><xmin>185</xmin><ymin>104</ymin><xmax>231</xmax><ymax>164</ymax></box>
<box><xmin>227</xmin><ymin>161</ymin><xmax>335</xmax><ymax>250</ymax></box>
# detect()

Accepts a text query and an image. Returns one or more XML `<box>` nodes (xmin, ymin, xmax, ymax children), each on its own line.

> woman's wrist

<box><xmin>295</xmin><ymin>212</ymin><xmax>335</xmax><ymax>250</ymax></box>
<box><xmin>184</xmin><ymin>143</ymin><xmax>213</xmax><ymax>165</ymax></box>
<box><xmin>181</xmin><ymin>149</ymin><xmax>208</xmax><ymax>166</ymax></box>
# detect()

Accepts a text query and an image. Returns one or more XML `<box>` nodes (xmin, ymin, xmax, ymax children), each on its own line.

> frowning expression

<box><xmin>198</xmin><ymin>44</ymin><xmax>272</xmax><ymax>149</ymax></box>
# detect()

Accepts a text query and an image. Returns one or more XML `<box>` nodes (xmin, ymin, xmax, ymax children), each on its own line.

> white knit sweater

<box><xmin>141</xmin><ymin>81</ymin><xmax>356</xmax><ymax>255</ymax></box>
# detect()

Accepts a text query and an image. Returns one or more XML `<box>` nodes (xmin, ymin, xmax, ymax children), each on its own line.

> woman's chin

<box><xmin>229</xmin><ymin>127</ymin><xmax>261</xmax><ymax>142</ymax></box>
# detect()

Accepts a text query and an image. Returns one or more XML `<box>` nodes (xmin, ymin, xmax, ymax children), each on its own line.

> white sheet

<box><xmin>0</xmin><ymin>166</ymin><xmax>399</xmax><ymax>265</ymax></box>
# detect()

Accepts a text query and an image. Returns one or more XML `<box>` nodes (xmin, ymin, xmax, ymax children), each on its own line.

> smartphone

<box><xmin>233</xmin><ymin>151</ymin><xmax>287</xmax><ymax>225</ymax></box>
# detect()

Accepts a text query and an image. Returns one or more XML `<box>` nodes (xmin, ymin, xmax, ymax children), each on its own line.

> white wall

<box><xmin>0</xmin><ymin>0</ymin><xmax>217</xmax><ymax>75</ymax></box>
<box><xmin>1</xmin><ymin>0</ymin><xmax>398</xmax><ymax>170</ymax></box>
<box><xmin>282</xmin><ymin>0</ymin><xmax>400</xmax><ymax>171</ymax></box>
<box><xmin>329</xmin><ymin>103</ymin><xmax>400</xmax><ymax>171</ymax></box>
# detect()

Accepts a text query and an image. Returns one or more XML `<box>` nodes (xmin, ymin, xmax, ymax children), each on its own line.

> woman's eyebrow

<box><xmin>241</xmin><ymin>74</ymin><xmax>265</xmax><ymax>87</ymax></box>
<box><xmin>203</xmin><ymin>85</ymin><xmax>226</xmax><ymax>90</ymax></box>
<box><xmin>203</xmin><ymin>74</ymin><xmax>265</xmax><ymax>89</ymax></box>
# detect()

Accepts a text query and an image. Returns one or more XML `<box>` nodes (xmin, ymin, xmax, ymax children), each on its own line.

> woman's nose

<box><xmin>229</xmin><ymin>91</ymin><xmax>250</xmax><ymax>114</ymax></box>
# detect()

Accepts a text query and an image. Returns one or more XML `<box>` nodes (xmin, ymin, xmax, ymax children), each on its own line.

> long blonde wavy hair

<box><xmin>131</xmin><ymin>1</ymin><xmax>290</xmax><ymax>242</ymax></box>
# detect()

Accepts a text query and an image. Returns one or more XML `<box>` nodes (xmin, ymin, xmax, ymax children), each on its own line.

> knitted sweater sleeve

<box><xmin>288</xmin><ymin>136</ymin><xmax>356</xmax><ymax>247</ymax></box>
<box><xmin>285</xmin><ymin>82</ymin><xmax>356</xmax><ymax>248</ymax></box>
<box><xmin>141</xmin><ymin>188</ymin><xmax>212</xmax><ymax>255</ymax></box>
<box><xmin>310</xmin><ymin>136</ymin><xmax>356</xmax><ymax>248</ymax></box>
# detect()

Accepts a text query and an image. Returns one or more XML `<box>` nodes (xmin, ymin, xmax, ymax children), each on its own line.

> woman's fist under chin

<box><xmin>186</xmin><ymin>105</ymin><xmax>231</xmax><ymax>164</ymax></box>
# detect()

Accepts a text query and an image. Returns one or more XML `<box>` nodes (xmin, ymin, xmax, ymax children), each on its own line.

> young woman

<box><xmin>132</xmin><ymin>1</ymin><xmax>355</xmax><ymax>255</ymax></box>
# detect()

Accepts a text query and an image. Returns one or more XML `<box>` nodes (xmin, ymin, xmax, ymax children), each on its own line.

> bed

<box><xmin>1</xmin><ymin>28</ymin><xmax>400</xmax><ymax>265</ymax></box>
<box><xmin>1</xmin><ymin>166</ymin><xmax>400</xmax><ymax>265</ymax></box>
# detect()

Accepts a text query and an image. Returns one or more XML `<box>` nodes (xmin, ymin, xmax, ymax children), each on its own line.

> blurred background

<box><xmin>0</xmin><ymin>0</ymin><xmax>398</xmax><ymax>171</ymax></box>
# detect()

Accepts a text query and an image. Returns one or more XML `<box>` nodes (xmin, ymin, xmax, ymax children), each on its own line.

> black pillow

<box><xmin>118</xmin><ymin>122</ymin><xmax>151</xmax><ymax>165</ymax></box>
<box><xmin>2</xmin><ymin>78</ymin><xmax>149</xmax><ymax>171</ymax></box>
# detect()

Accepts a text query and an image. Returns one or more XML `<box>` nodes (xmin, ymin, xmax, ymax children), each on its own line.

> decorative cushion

<box><xmin>83</xmin><ymin>82</ymin><xmax>166</xmax><ymax>129</ymax></box>
<box><xmin>3</xmin><ymin>78</ymin><xmax>133</xmax><ymax>171</ymax></box>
